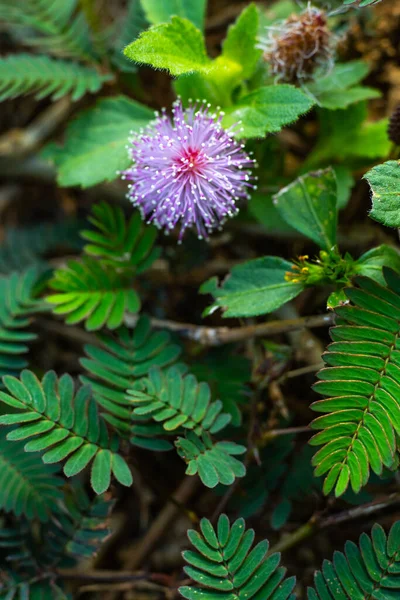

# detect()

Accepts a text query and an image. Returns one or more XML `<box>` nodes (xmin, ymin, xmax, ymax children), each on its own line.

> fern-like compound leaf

<box><xmin>0</xmin><ymin>522</ymin><xmax>38</xmax><ymax>568</ymax></box>
<box><xmin>0</xmin><ymin>54</ymin><xmax>111</xmax><ymax>102</ymax></box>
<box><xmin>0</xmin><ymin>521</ymin><xmax>70</xmax><ymax>597</ymax></box>
<box><xmin>128</xmin><ymin>366</ymin><xmax>232</xmax><ymax>437</ymax></box>
<box><xmin>45</xmin><ymin>484</ymin><xmax>114</xmax><ymax>565</ymax></box>
<box><xmin>80</xmin><ymin>315</ymin><xmax>181</xmax><ymax>435</ymax></box>
<box><xmin>311</xmin><ymin>268</ymin><xmax>400</xmax><ymax>497</ymax></box>
<box><xmin>47</xmin><ymin>257</ymin><xmax>140</xmax><ymax>331</ymax></box>
<box><xmin>180</xmin><ymin>514</ymin><xmax>296</xmax><ymax>600</ymax></box>
<box><xmin>0</xmin><ymin>570</ymin><xmax>68</xmax><ymax>599</ymax></box>
<box><xmin>176</xmin><ymin>432</ymin><xmax>246</xmax><ymax>488</ymax></box>
<box><xmin>0</xmin><ymin>221</ymin><xmax>82</xmax><ymax>275</ymax></box>
<box><xmin>81</xmin><ymin>202</ymin><xmax>160</xmax><ymax>273</ymax></box>
<box><xmin>111</xmin><ymin>0</ymin><xmax>147</xmax><ymax>72</ymax></box>
<box><xmin>0</xmin><ymin>268</ymin><xmax>47</xmax><ymax>379</ymax></box>
<box><xmin>308</xmin><ymin>521</ymin><xmax>400</xmax><ymax>599</ymax></box>
<box><xmin>0</xmin><ymin>433</ymin><xmax>63</xmax><ymax>522</ymax></box>
<box><xmin>0</xmin><ymin>370</ymin><xmax>132</xmax><ymax>494</ymax></box>
<box><xmin>0</xmin><ymin>0</ymin><xmax>96</xmax><ymax>61</ymax></box>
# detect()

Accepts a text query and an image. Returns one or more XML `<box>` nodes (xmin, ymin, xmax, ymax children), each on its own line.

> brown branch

<box><xmin>121</xmin><ymin>475</ymin><xmax>200</xmax><ymax>572</ymax></box>
<box><xmin>0</xmin><ymin>97</ymin><xmax>72</xmax><ymax>158</ymax></box>
<box><xmin>320</xmin><ymin>493</ymin><xmax>400</xmax><ymax>529</ymax></box>
<box><xmin>38</xmin><ymin>312</ymin><xmax>333</xmax><ymax>347</ymax></box>
<box><xmin>58</xmin><ymin>569</ymin><xmax>149</xmax><ymax>582</ymax></box>
<box><xmin>123</xmin><ymin>313</ymin><xmax>334</xmax><ymax>346</ymax></box>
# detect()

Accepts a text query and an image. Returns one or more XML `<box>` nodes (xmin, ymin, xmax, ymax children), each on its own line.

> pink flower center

<box><xmin>175</xmin><ymin>147</ymin><xmax>206</xmax><ymax>177</ymax></box>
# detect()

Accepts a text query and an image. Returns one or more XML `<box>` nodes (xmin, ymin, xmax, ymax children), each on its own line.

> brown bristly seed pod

<box><xmin>388</xmin><ymin>104</ymin><xmax>400</xmax><ymax>146</ymax></box>
<box><xmin>258</xmin><ymin>6</ymin><xmax>335</xmax><ymax>84</ymax></box>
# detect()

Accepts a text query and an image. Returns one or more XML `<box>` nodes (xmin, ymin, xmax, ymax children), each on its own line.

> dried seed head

<box><xmin>258</xmin><ymin>6</ymin><xmax>335</xmax><ymax>83</ymax></box>
<box><xmin>388</xmin><ymin>104</ymin><xmax>400</xmax><ymax>146</ymax></box>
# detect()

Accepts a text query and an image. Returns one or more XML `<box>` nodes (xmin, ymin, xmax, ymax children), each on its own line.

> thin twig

<box><xmin>265</xmin><ymin>425</ymin><xmax>311</xmax><ymax>438</ymax></box>
<box><xmin>277</xmin><ymin>362</ymin><xmax>324</xmax><ymax>384</ymax></box>
<box><xmin>269</xmin><ymin>493</ymin><xmax>400</xmax><ymax>555</ymax></box>
<box><xmin>320</xmin><ymin>493</ymin><xmax>400</xmax><ymax>529</ymax></box>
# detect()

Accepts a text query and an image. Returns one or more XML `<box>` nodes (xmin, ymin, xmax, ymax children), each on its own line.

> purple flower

<box><xmin>121</xmin><ymin>99</ymin><xmax>256</xmax><ymax>241</ymax></box>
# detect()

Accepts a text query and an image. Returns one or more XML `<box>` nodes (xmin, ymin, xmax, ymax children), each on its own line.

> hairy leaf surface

<box><xmin>47</xmin><ymin>96</ymin><xmax>153</xmax><ymax>188</ymax></box>
<box><xmin>365</xmin><ymin>160</ymin><xmax>400</xmax><ymax>229</ymax></box>
<box><xmin>222</xmin><ymin>85</ymin><xmax>314</xmax><ymax>138</ymax></box>
<box><xmin>201</xmin><ymin>256</ymin><xmax>304</xmax><ymax>318</ymax></box>
<box><xmin>124</xmin><ymin>16</ymin><xmax>212</xmax><ymax>76</ymax></box>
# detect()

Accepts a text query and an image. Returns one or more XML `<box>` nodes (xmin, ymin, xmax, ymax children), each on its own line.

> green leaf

<box><xmin>365</xmin><ymin>160</ymin><xmax>400</xmax><ymax>228</ymax></box>
<box><xmin>310</xmin><ymin>61</ymin><xmax>369</xmax><ymax>94</ymax></box>
<box><xmin>327</xmin><ymin>288</ymin><xmax>348</xmax><ymax>309</ymax></box>
<box><xmin>248</xmin><ymin>192</ymin><xmax>298</xmax><ymax>234</ymax></box>
<box><xmin>271</xmin><ymin>499</ymin><xmax>292</xmax><ymax>530</ymax></box>
<box><xmin>344</xmin><ymin>0</ymin><xmax>382</xmax><ymax>5</ymax></box>
<box><xmin>200</xmin><ymin>256</ymin><xmax>304</xmax><ymax>318</ymax></box>
<box><xmin>305</xmin><ymin>103</ymin><xmax>391</xmax><ymax>168</ymax></box>
<box><xmin>334</xmin><ymin>166</ymin><xmax>355</xmax><ymax>210</ymax></box>
<box><xmin>273</xmin><ymin>168</ymin><xmax>338</xmax><ymax>250</ymax></box>
<box><xmin>46</xmin><ymin>96</ymin><xmax>154</xmax><ymax>188</ymax></box>
<box><xmin>123</xmin><ymin>16</ymin><xmax>212</xmax><ymax>76</ymax></box>
<box><xmin>174</xmin><ymin>72</ymin><xmax>224</xmax><ymax>106</ymax></box>
<box><xmin>355</xmin><ymin>245</ymin><xmax>400</xmax><ymax>285</ymax></box>
<box><xmin>307</xmin><ymin>61</ymin><xmax>380</xmax><ymax>110</ymax></box>
<box><xmin>140</xmin><ymin>0</ymin><xmax>207</xmax><ymax>30</ymax></box>
<box><xmin>91</xmin><ymin>450</ymin><xmax>111</xmax><ymax>494</ymax></box>
<box><xmin>222</xmin><ymin>85</ymin><xmax>314</xmax><ymax>138</ymax></box>
<box><xmin>221</xmin><ymin>4</ymin><xmax>262</xmax><ymax>80</ymax></box>
<box><xmin>0</xmin><ymin>370</ymin><xmax>131</xmax><ymax>495</ymax></box>
<box><xmin>0</xmin><ymin>54</ymin><xmax>111</xmax><ymax>102</ymax></box>
<box><xmin>180</xmin><ymin>514</ymin><xmax>295</xmax><ymax>599</ymax></box>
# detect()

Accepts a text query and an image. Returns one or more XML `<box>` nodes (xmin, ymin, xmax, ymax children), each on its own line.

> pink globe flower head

<box><xmin>121</xmin><ymin>99</ymin><xmax>256</xmax><ymax>242</ymax></box>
